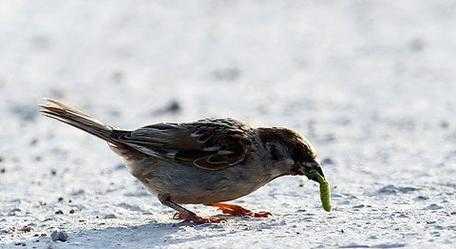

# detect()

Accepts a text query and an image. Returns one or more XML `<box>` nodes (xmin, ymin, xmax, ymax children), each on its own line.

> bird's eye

<box><xmin>269</xmin><ymin>144</ymin><xmax>283</xmax><ymax>161</ymax></box>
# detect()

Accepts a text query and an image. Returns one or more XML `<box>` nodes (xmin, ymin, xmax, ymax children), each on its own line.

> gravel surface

<box><xmin>1</xmin><ymin>1</ymin><xmax>456</xmax><ymax>248</ymax></box>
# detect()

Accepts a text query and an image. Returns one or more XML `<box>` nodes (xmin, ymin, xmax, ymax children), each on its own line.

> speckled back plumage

<box><xmin>110</xmin><ymin>118</ymin><xmax>254</xmax><ymax>171</ymax></box>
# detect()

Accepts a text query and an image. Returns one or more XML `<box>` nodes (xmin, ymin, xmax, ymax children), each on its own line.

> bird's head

<box><xmin>257</xmin><ymin>127</ymin><xmax>325</xmax><ymax>183</ymax></box>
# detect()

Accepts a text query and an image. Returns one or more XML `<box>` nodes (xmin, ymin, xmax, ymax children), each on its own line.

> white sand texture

<box><xmin>1</xmin><ymin>1</ymin><xmax>456</xmax><ymax>248</ymax></box>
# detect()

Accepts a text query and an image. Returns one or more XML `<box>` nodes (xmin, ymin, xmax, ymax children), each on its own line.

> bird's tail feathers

<box><xmin>39</xmin><ymin>98</ymin><xmax>113</xmax><ymax>141</ymax></box>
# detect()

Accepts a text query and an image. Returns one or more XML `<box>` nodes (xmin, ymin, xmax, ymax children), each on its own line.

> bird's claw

<box><xmin>212</xmin><ymin>203</ymin><xmax>272</xmax><ymax>218</ymax></box>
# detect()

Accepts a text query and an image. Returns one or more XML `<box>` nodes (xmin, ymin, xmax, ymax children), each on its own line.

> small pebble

<box><xmin>164</xmin><ymin>100</ymin><xmax>181</xmax><ymax>113</ymax></box>
<box><xmin>71</xmin><ymin>189</ymin><xmax>85</xmax><ymax>196</ymax></box>
<box><xmin>377</xmin><ymin>185</ymin><xmax>418</xmax><ymax>195</ymax></box>
<box><xmin>18</xmin><ymin>226</ymin><xmax>32</xmax><ymax>232</ymax></box>
<box><xmin>322</xmin><ymin>158</ymin><xmax>335</xmax><ymax>165</ymax></box>
<box><xmin>440</xmin><ymin>120</ymin><xmax>450</xmax><ymax>129</ymax></box>
<box><xmin>54</xmin><ymin>210</ymin><xmax>63</xmax><ymax>215</ymax></box>
<box><xmin>414</xmin><ymin>196</ymin><xmax>429</xmax><ymax>201</ymax></box>
<box><xmin>409</xmin><ymin>38</ymin><xmax>425</xmax><ymax>52</ymax></box>
<box><xmin>104</xmin><ymin>214</ymin><xmax>117</xmax><ymax>219</ymax></box>
<box><xmin>425</xmin><ymin>204</ymin><xmax>443</xmax><ymax>210</ymax></box>
<box><xmin>29</xmin><ymin>138</ymin><xmax>39</xmax><ymax>146</ymax></box>
<box><xmin>153</xmin><ymin>100</ymin><xmax>182</xmax><ymax>115</ymax></box>
<box><xmin>50</xmin><ymin>230</ymin><xmax>68</xmax><ymax>242</ymax></box>
<box><xmin>111</xmin><ymin>71</ymin><xmax>124</xmax><ymax>84</ymax></box>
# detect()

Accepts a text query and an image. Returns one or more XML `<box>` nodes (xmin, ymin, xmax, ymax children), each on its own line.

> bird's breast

<box><xmin>125</xmin><ymin>158</ymin><xmax>273</xmax><ymax>204</ymax></box>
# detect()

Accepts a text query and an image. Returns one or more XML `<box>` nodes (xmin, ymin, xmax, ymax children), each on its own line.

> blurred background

<box><xmin>1</xmin><ymin>1</ymin><xmax>456</xmax><ymax>248</ymax></box>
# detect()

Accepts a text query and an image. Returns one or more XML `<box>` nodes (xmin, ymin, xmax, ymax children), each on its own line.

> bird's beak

<box><xmin>304</xmin><ymin>162</ymin><xmax>325</xmax><ymax>183</ymax></box>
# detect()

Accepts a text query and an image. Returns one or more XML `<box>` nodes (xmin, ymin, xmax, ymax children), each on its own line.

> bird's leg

<box><xmin>210</xmin><ymin>203</ymin><xmax>271</xmax><ymax>218</ymax></box>
<box><xmin>158</xmin><ymin>194</ymin><xmax>224</xmax><ymax>224</ymax></box>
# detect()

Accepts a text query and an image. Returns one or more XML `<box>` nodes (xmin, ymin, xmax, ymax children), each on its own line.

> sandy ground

<box><xmin>1</xmin><ymin>1</ymin><xmax>456</xmax><ymax>248</ymax></box>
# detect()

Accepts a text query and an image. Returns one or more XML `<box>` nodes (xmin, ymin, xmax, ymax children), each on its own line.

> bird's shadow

<box><xmin>2</xmin><ymin>216</ymin><xmax>247</xmax><ymax>249</ymax></box>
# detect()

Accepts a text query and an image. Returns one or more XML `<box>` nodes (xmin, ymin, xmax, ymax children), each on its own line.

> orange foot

<box><xmin>173</xmin><ymin>212</ymin><xmax>225</xmax><ymax>224</ymax></box>
<box><xmin>211</xmin><ymin>203</ymin><xmax>271</xmax><ymax>218</ymax></box>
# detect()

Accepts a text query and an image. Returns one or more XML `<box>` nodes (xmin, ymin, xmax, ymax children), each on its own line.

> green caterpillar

<box><xmin>315</xmin><ymin>172</ymin><xmax>332</xmax><ymax>212</ymax></box>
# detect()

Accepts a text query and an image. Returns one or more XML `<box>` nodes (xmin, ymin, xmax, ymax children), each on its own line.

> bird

<box><xmin>39</xmin><ymin>99</ymin><xmax>329</xmax><ymax>224</ymax></box>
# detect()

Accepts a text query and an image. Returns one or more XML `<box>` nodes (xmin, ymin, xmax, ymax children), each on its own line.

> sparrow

<box><xmin>39</xmin><ymin>99</ymin><xmax>329</xmax><ymax>224</ymax></box>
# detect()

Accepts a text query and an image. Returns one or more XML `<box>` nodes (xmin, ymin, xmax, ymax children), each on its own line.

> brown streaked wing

<box><xmin>110</xmin><ymin>119</ymin><xmax>252</xmax><ymax>170</ymax></box>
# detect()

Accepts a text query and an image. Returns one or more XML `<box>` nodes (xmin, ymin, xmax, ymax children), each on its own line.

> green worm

<box><xmin>315</xmin><ymin>172</ymin><xmax>332</xmax><ymax>212</ymax></box>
